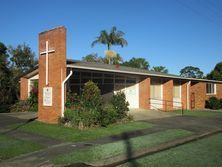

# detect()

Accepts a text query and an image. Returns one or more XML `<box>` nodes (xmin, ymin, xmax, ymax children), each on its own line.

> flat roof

<box><xmin>21</xmin><ymin>59</ymin><xmax>222</xmax><ymax>84</ymax></box>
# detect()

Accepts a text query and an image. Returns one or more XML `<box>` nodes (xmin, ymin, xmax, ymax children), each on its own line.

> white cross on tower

<box><xmin>40</xmin><ymin>41</ymin><xmax>55</xmax><ymax>86</ymax></box>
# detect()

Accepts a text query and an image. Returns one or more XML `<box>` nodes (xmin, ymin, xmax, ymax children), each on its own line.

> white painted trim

<box><xmin>215</xmin><ymin>84</ymin><xmax>217</xmax><ymax>94</ymax></box>
<box><xmin>40</xmin><ymin>41</ymin><xmax>55</xmax><ymax>86</ymax></box>
<box><xmin>28</xmin><ymin>79</ymin><xmax>31</xmax><ymax>97</ymax></box>
<box><xmin>61</xmin><ymin>70</ymin><xmax>73</xmax><ymax>117</ymax></box>
<box><xmin>187</xmin><ymin>81</ymin><xmax>191</xmax><ymax>110</ymax></box>
<box><xmin>206</xmin><ymin>83</ymin><xmax>217</xmax><ymax>95</ymax></box>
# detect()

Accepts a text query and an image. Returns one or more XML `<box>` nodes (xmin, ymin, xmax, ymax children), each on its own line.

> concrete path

<box><xmin>0</xmin><ymin>112</ymin><xmax>63</xmax><ymax>147</ymax></box>
<box><xmin>129</xmin><ymin>109</ymin><xmax>179</xmax><ymax>121</ymax></box>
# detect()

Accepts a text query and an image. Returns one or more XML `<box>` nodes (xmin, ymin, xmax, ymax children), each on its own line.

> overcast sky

<box><xmin>1</xmin><ymin>0</ymin><xmax>222</xmax><ymax>75</ymax></box>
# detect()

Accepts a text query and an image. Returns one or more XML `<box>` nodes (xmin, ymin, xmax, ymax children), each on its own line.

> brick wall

<box><xmin>38</xmin><ymin>27</ymin><xmax>67</xmax><ymax>124</ymax></box>
<box><xmin>163</xmin><ymin>79</ymin><xmax>173</xmax><ymax>111</ymax></box>
<box><xmin>20</xmin><ymin>77</ymin><xmax>28</xmax><ymax>100</ymax></box>
<box><xmin>190</xmin><ymin>82</ymin><xmax>206</xmax><ymax>109</ymax></box>
<box><xmin>139</xmin><ymin>77</ymin><xmax>150</xmax><ymax>109</ymax></box>
<box><xmin>216</xmin><ymin>83</ymin><xmax>222</xmax><ymax>99</ymax></box>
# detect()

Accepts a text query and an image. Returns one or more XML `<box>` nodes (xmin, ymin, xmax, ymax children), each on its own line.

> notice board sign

<box><xmin>43</xmin><ymin>87</ymin><xmax>52</xmax><ymax>106</ymax></box>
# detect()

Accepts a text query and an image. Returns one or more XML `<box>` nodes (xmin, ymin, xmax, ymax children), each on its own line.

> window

<box><xmin>173</xmin><ymin>81</ymin><xmax>181</xmax><ymax>98</ymax></box>
<box><xmin>206</xmin><ymin>83</ymin><xmax>216</xmax><ymax>94</ymax></box>
<box><xmin>150</xmin><ymin>79</ymin><xmax>162</xmax><ymax>99</ymax></box>
<box><xmin>173</xmin><ymin>85</ymin><xmax>181</xmax><ymax>98</ymax></box>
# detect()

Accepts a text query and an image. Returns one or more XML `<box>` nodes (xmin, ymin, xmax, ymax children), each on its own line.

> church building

<box><xmin>20</xmin><ymin>26</ymin><xmax>222</xmax><ymax>123</ymax></box>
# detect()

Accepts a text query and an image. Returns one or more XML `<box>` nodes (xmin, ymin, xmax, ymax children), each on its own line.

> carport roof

<box><xmin>67</xmin><ymin>59</ymin><xmax>222</xmax><ymax>83</ymax></box>
<box><xmin>21</xmin><ymin>59</ymin><xmax>222</xmax><ymax>84</ymax></box>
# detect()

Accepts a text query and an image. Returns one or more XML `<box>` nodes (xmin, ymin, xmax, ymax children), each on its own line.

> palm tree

<box><xmin>151</xmin><ymin>66</ymin><xmax>168</xmax><ymax>73</ymax></box>
<box><xmin>91</xmin><ymin>26</ymin><xmax>128</xmax><ymax>50</ymax></box>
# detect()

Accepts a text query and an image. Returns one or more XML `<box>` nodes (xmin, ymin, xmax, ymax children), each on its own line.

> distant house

<box><xmin>20</xmin><ymin>26</ymin><xmax>222</xmax><ymax>123</ymax></box>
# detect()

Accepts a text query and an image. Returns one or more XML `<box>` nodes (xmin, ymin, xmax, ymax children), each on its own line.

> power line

<box><xmin>176</xmin><ymin>0</ymin><xmax>222</xmax><ymax>29</ymax></box>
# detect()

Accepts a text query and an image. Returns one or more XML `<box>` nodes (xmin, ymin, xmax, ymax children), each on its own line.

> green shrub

<box><xmin>79</xmin><ymin>109</ymin><xmax>100</xmax><ymax>128</ymax></box>
<box><xmin>65</xmin><ymin>92</ymin><xmax>80</xmax><ymax>109</ymax></box>
<box><xmin>205</xmin><ymin>97</ymin><xmax>221</xmax><ymax>110</ymax></box>
<box><xmin>99</xmin><ymin>103</ymin><xmax>118</xmax><ymax>127</ymax></box>
<box><xmin>81</xmin><ymin>81</ymin><xmax>102</xmax><ymax>111</ymax></box>
<box><xmin>220</xmin><ymin>99</ymin><xmax>222</xmax><ymax>109</ymax></box>
<box><xmin>10</xmin><ymin>100</ymin><xmax>30</xmax><ymax>112</ymax></box>
<box><xmin>27</xmin><ymin>80</ymin><xmax>38</xmax><ymax>112</ymax></box>
<box><xmin>111</xmin><ymin>91</ymin><xmax>129</xmax><ymax>119</ymax></box>
<box><xmin>63</xmin><ymin>82</ymin><xmax>132</xmax><ymax>128</ymax></box>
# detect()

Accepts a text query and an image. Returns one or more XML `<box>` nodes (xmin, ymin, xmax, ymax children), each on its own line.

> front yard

<box><xmin>120</xmin><ymin>132</ymin><xmax>222</xmax><ymax>167</ymax></box>
<box><xmin>9</xmin><ymin>121</ymin><xmax>153</xmax><ymax>142</ymax></box>
<box><xmin>52</xmin><ymin>129</ymin><xmax>193</xmax><ymax>165</ymax></box>
<box><xmin>0</xmin><ymin>134</ymin><xmax>44</xmax><ymax>160</ymax></box>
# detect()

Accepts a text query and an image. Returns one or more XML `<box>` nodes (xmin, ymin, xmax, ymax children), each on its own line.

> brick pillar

<box><xmin>139</xmin><ymin>77</ymin><xmax>150</xmax><ymax>109</ymax></box>
<box><xmin>38</xmin><ymin>26</ymin><xmax>67</xmax><ymax>123</ymax></box>
<box><xmin>163</xmin><ymin>79</ymin><xmax>173</xmax><ymax>111</ymax></box>
<box><xmin>181</xmin><ymin>82</ymin><xmax>188</xmax><ymax>110</ymax></box>
<box><xmin>20</xmin><ymin>77</ymin><xmax>28</xmax><ymax>100</ymax></box>
<box><xmin>190</xmin><ymin>82</ymin><xmax>206</xmax><ymax>110</ymax></box>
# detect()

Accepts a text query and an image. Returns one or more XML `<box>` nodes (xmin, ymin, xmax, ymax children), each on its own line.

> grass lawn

<box><xmin>52</xmin><ymin>129</ymin><xmax>192</xmax><ymax>165</ymax></box>
<box><xmin>10</xmin><ymin>121</ymin><xmax>153</xmax><ymax>142</ymax></box>
<box><xmin>0</xmin><ymin>134</ymin><xmax>45</xmax><ymax>160</ymax></box>
<box><xmin>174</xmin><ymin>110</ymin><xmax>222</xmax><ymax>118</ymax></box>
<box><xmin>120</xmin><ymin>132</ymin><xmax>222</xmax><ymax>167</ymax></box>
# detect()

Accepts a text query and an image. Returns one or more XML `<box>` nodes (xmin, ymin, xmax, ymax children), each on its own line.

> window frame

<box><xmin>206</xmin><ymin>83</ymin><xmax>216</xmax><ymax>95</ymax></box>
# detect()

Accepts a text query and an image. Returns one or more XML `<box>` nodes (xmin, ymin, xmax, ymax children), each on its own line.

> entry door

<box><xmin>125</xmin><ymin>84</ymin><xmax>139</xmax><ymax>108</ymax></box>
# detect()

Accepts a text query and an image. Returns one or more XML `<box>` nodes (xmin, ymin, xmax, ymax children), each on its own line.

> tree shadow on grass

<box><xmin>121</xmin><ymin>132</ymin><xmax>139</xmax><ymax>167</ymax></box>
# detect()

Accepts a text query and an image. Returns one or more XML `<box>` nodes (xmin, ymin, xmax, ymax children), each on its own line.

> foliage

<box><xmin>28</xmin><ymin>80</ymin><xmax>38</xmax><ymax>105</ymax></box>
<box><xmin>63</xmin><ymin>81</ymin><xmax>102</xmax><ymax>128</ymax></box>
<box><xmin>0</xmin><ymin>42</ymin><xmax>15</xmax><ymax>105</ymax></box>
<box><xmin>99</xmin><ymin>103</ymin><xmax>118</xmax><ymax>126</ymax></box>
<box><xmin>9</xmin><ymin>43</ymin><xmax>37</xmax><ymax>73</ymax></box>
<box><xmin>91</xmin><ymin>26</ymin><xmax>128</xmax><ymax>50</ymax></box>
<box><xmin>205</xmin><ymin>97</ymin><xmax>222</xmax><ymax>110</ymax></box>
<box><xmin>81</xmin><ymin>81</ymin><xmax>103</xmax><ymax>111</ymax></box>
<box><xmin>63</xmin><ymin>81</ymin><xmax>130</xmax><ymax>128</ymax></box>
<box><xmin>111</xmin><ymin>91</ymin><xmax>129</xmax><ymax>119</ymax></box>
<box><xmin>180</xmin><ymin>66</ymin><xmax>204</xmax><ymax>78</ymax></box>
<box><xmin>65</xmin><ymin>92</ymin><xmax>80</xmax><ymax>109</ymax></box>
<box><xmin>207</xmin><ymin>62</ymin><xmax>222</xmax><ymax>81</ymax></box>
<box><xmin>123</xmin><ymin>57</ymin><xmax>149</xmax><ymax>70</ymax></box>
<box><xmin>10</xmin><ymin>81</ymin><xmax>38</xmax><ymax>112</ymax></box>
<box><xmin>9</xmin><ymin>100</ymin><xmax>31</xmax><ymax>112</ymax></box>
<box><xmin>0</xmin><ymin>42</ymin><xmax>37</xmax><ymax>107</ymax></box>
<box><xmin>151</xmin><ymin>66</ymin><xmax>168</xmax><ymax>73</ymax></box>
<box><xmin>82</xmin><ymin>53</ymin><xmax>104</xmax><ymax>63</ymax></box>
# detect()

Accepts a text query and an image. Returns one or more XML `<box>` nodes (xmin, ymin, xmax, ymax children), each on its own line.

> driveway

<box><xmin>0</xmin><ymin>112</ymin><xmax>37</xmax><ymax>128</ymax></box>
<box><xmin>129</xmin><ymin>109</ymin><xmax>179</xmax><ymax>121</ymax></box>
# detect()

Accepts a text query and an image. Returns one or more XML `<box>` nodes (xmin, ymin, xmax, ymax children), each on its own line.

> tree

<box><xmin>9</xmin><ymin>43</ymin><xmax>37</xmax><ymax>99</ymax></box>
<box><xmin>82</xmin><ymin>53</ymin><xmax>103</xmax><ymax>63</ymax></box>
<box><xmin>151</xmin><ymin>66</ymin><xmax>168</xmax><ymax>73</ymax></box>
<box><xmin>0</xmin><ymin>42</ymin><xmax>14</xmax><ymax>105</ymax></box>
<box><xmin>91</xmin><ymin>26</ymin><xmax>128</xmax><ymax>50</ymax></box>
<box><xmin>9</xmin><ymin>43</ymin><xmax>37</xmax><ymax>74</ymax></box>
<box><xmin>180</xmin><ymin>66</ymin><xmax>204</xmax><ymax>78</ymax></box>
<box><xmin>207</xmin><ymin>62</ymin><xmax>222</xmax><ymax>81</ymax></box>
<box><xmin>123</xmin><ymin>57</ymin><xmax>149</xmax><ymax>70</ymax></box>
